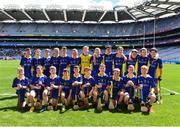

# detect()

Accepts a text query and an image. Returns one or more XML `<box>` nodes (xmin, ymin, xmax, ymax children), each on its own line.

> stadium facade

<box><xmin>0</xmin><ymin>0</ymin><xmax>179</xmax><ymax>48</ymax></box>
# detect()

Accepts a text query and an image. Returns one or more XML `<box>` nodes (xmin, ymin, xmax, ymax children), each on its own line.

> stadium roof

<box><xmin>0</xmin><ymin>0</ymin><xmax>179</xmax><ymax>23</ymax></box>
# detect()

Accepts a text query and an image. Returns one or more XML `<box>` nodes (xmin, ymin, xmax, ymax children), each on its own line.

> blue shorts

<box><xmin>84</xmin><ymin>87</ymin><xmax>92</xmax><ymax>97</ymax></box>
<box><xmin>34</xmin><ymin>89</ymin><xmax>43</xmax><ymax>100</ymax></box>
<box><xmin>112</xmin><ymin>88</ymin><xmax>119</xmax><ymax>100</ymax></box>
<box><xmin>51</xmin><ymin>89</ymin><xmax>59</xmax><ymax>99</ymax></box>
<box><xmin>140</xmin><ymin>92</ymin><xmax>149</xmax><ymax>102</ymax></box>
<box><xmin>72</xmin><ymin>86</ymin><xmax>81</xmax><ymax>100</ymax></box>
<box><xmin>16</xmin><ymin>89</ymin><xmax>27</xmax><ymax>103</ymax></box>
<box><xmin>62</xmin><ymin>88</ymin><xmax>71</xmax><ymax>99</ymax></box>
<box><xmin>97</xmin><ymin>87</ymin><xmax>107</xmax><ymax>98</ymax></box>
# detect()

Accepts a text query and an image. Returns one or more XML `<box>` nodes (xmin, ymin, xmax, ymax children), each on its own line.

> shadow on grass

<box><xmin>0</xmin><ymin>96</ymin><xmax>17</xmax><ymax>101</ymax></box>
<box><xmin>0</xmin><ymin>106</ymin><xmax>27</xmax><ymax>113</ymax></box>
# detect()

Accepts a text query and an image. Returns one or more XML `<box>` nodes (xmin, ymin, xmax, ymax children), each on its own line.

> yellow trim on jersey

<box><xmin>98</xmin><ymin>72</ymin><xmax>106</xmax><ymax>77</ymax></box>
<box><xmin>156</xmin><ymin>66</ymin><xmax>161</xmax><ymax>78</ymax></box>
<box><xmin>36</xmin><ymin>74</ymin><xmax>44</xmax><ymax>78</ymax></box>
<box><xmin>134</xmin><ymin>60</ymin><xmax>138</xmax><ymax>75</ymax></box>
<box><xmin>50</xmin><ymin>74</ymin><xmax>57</xmax><ymax>79</ymax></box>
<box><xmin>17</xmin><ymin>75</ymin><xmax>25</xmax><ymax>80</ymax></box>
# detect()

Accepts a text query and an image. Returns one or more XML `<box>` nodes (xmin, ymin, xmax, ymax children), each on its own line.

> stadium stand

<box><xmin>0</xmin><ymin>0</ymin><xmax>179</xmax><ymax>62</ymax></box>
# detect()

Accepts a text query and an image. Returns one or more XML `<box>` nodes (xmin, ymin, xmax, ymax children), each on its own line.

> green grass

<box><xmin>0</xmin><ymin>60</ymin><xmax>180</xmax><ymax>126</ymax></box>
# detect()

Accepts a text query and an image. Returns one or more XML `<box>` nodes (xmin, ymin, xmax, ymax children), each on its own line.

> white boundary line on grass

<box><xmin>161</xmin><ymin>87</ymin><xmax>180</xmax><ymax>94</ymax></box>
<box><xmin>0</xmin><ymin>93</ymin><xmax>16</xmax><ymax>96</ymax></box>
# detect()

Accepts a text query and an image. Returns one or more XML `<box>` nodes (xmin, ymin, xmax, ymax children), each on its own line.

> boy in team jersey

<box><xmin>44</xmin><ymin>66</ymin><xmax>61</xmax><ymax>111</ymax></box>
<box><xmin>138</xmin><ymin>65</ymin><xmax>156</xmax><ymax>113</ymax></box>
<box><xmin>137</xmin><ymin>48</ymin><xmax>149</xmax><ymax>76</ymax></box>
<box><xmin>20</xmin><ymin>48</ymin><xmax>32</xmax><ymax>79</ymax></box>
<box><xmin>81</xmin><ymin>67</ymin><xmax>95</xmax><ymax>109</ymax></box>
<box><xmin>109</xmin><ymin>68</ymin><xmax>125</xmax><ymax>110</ymax></box>
<box><xmin>123</xmin><ymin>65</ymin><xmax>138</xmax><ymax>111</ymax></box>
<box><xmin>28</xmin><ymin>66</ymin><xmax>47</xmax><ymax>112</ymax></box>
<box><xmin>12</xmin><ymin>67</ymin><xmax>29</xmax><ymax>110</ymax></box>
<box><xmin>93</xmin><ymin>64</ymin><xmax>111</xmax><ymax>111</ymax></box>
<box><xmin>113</xmin><ymin>46</ymin><xmax>127</xmax><ymax>77</ymax></box>
<box><xmin>58</xmin><ymin>47</ymin><xmax>70</xmax><ymax>77</ymax></box>
<box><xmin>50</xmin><ymin>48</ymin><xmax>60</xmax><ymax>75</ymax></box>
<box><xmin>59</xmin><ymin>68</ymin><xmax>72</xmax><ymax>112</ymax></box>
<box><xmin>80</xmin><ymin>46</ymin><xmax>92</xmax><ymax>75</ymax></box>
<box><xmin>42</xmin><ymin>48</ymin><xmax>51</xmax><ymax>77</ymax></box>
<box><xmin>32</xmin><ymin>49</ymin><xmax>44</xmax><ymax>75</ymax></box>
<box><xmin>69</xmin><ymin>49</ymin><xmax>81</xmax><ymax>77</ymax></box>
<box><xmin>103</xmin><ymin>45</ymin><xmax>114</xmax><ymax>76</ymax></box>
<box><xmin>91</xmin><ymin>47</ymin><xmax>103</xmax><ymax>77</ymax></box>
<box><xmin>71</xmin><ymin>66</ymin><xmax>83</xmax><ymax>110</ymax></box>
<box><xmin>148</xmin><ymin>48</ymin><xmax>163</xmax><ymax>101</ymax></box>
<box><xmin>125</xmin><ymin>49</ymin><xmax>138</xmax><ymax>75</ymax></box>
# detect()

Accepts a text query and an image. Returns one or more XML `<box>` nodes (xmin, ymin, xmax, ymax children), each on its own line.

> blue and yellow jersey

<box><xmin>50</xmin><ymin>56</ymin><xmax>60</xmax><ymax>74</ymax></box>
<box><xmin>69</xmin><ymin>57</ymin><xmax>81</xmax><ymax>76</ymax></box>
<box><xmin>12</xmin><ymin>77</ymin><xmax>29</xmax><ymax>102</ymax></box>
<box><xmin>83</xmin><ymin>76</ymin><xmax>95</xmax><ymax>87</ymax></box>
<box><xmin>125</xmin><ymin>55</ymin><xmax>138</xmax><ymax>75</ymax></box>
<box><xmin>82</xmin><ymin>76</ymin><xmax>95</xmax><ymax>95</ymax></box>
<box><xmin>148</xmin><ymin>57</ymin><xmax>163</xmax><ymax>79</ymax></box>
<box><xmin>80</xmin><ymin>54</ymin><xmax>92</xmax><ymax>74</ymax></box>
<box><xmin>110</xmin><ymin>76</ymin><xmax>124</xmax><ymax>91</ymax></box>
<box><xmin>95</xmin><ymin>73</ymin><xmax>110</xmax><ymax>90</ymax></box>
<box><xmin>60</xmin><ymin>78</ymin><xmax>72</xmax><ymax>91</ymax></box>
<box><xmin>91</xmin><ymin>55</ymin><xmax>103</xmax><ymax>77</ymax></box>
<box><xmin>137</xmin><ymin>56</ymin><xmax>149</xmax><ymax>76</ymax></box>
<box><xmin>137</xmin><ymin>75</ymin><xmax>155</xmax><ymax>96</ymax></box>
<box><xmin>58</xmin><ymin>56</ymin><xmax>70</xmax><ymax>76</ymax></box>
<box><xmin>32</xmin><ymin>58</ymin><xmax>44</xmax><ymax>75</ymax></box>
<box><xmin>102</xmin><ymin>53</ymin><xmax>115</xmax><ymax>76</ymax></box>
<box><xmin>30</xmin><ymin>74</ymin><xmax>47</xmax><ymax>99</ymax></box>
<box><xmin>71</xmin><ymin>74</ymin><xmax>83</xmax><ymax>83</ymax></box>
<box><xmin>12</xmin><ymin>77</ymin><xmax>29</xmax><ymax>92</ymax></box>
<box><xmin>45</xmin><ymin>75</ymin><xmax>60</xmax><ymax>99</ymax></box>
<box><xmin>20</xmin><ymin>57</ymin><xmax>32</xmax><ymax>79</ymax></box>
<box><xmin>30</xmin><ymin>74</ymin><xmax>47</xmax><ymax>87</ymax></box>
<box><xmin>123</xmin><ymin>75</ymin><xmax>138</xmax><ymax>95</ymax></box>
<box><xmin>113</xmin><ymin>55</ymin><xmax>126</xmax><ymax>77</ymax></box>
<box><xmin>42</xmin><ymin>57</ymin><xmax>51</xmax><ymax>77</ymax></box>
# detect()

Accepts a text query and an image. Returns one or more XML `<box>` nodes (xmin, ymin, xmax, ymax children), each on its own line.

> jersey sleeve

<box><xmin>20</xmin><ymin>58</ymin><xmax>24</xmax><ymax>66</ymax></box>
<box><xmin>12</xmin><ymin>78</ymin><xmax>17</xmax><ymax>88</ymax></box>
<box><xmin>24</xmin><ymin>78</ymin><xmax>29</xmax><ymax>87</ymax></box>
<box><xmin>91</xmin><ymin>78</ymin><xmax>95</xmax><ymax>87</ymax></box>
<box><xmin>107</xmin><ymin>75</ymin><xmax>111</xmax><ymax>86</ymax></box>
<box><xmin>134</xmin><ymin>77</ymin><xmax>138</xmax><ymax>86</ymax></box>
<box><xmin>150</xmin><ymin>77</ymin><xmax>155</xmax><ymax>88</ymax></box>
<box><xmin>119</xmin><ymin>79</ymin><xmax>125</xmax><ymax>90</ymax></box>
<box><xmin>30</xmin><ymin>76</ymin><xmax>35</xmax><ymax>85</ymax></box>
<box><xmin>44</xmin><ymin>78</ymin><xmax>50</xmax><ymax>87</ymax></box>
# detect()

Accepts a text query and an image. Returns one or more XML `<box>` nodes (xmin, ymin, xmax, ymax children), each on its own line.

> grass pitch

<box><xmin>0</xmin><ymin>60</ymin><xmax>180</xmax><ymax>126</ymax></box>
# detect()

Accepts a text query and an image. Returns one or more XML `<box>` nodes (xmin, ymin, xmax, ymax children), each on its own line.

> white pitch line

<box><xmin>0</xmin><ymin>93</ymin><xmax>16</xmax><ymax>96</ymax></box>
<box><xmin>161</xmin><ymin>87</ymin><xmax>180</xmax><ymax>94</ymax></box>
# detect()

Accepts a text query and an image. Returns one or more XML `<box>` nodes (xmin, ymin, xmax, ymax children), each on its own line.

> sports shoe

<box><xmin>47</xmin><ymin>105</ymin><xmax>53</xmax><ymax>110</ymax></box>
<box><xmin>40</xmin><ymin>106</ymin><xmax>47</xmax><ymax>112</ymax></box>
<box><xmin>141</xmin><ymin>101</ymin><xmax>148</xmax><ymax>112</ymax></box>
<box><xmin>127</xmin><ymin>99</ymin><xmax>135</xmax><ymax>111</ymax></box>
<box><xmin>73</xmin><ymin>105</ymin><xmax>79</xmax><ymax>111</ymax></box>
<box><xmin>128</xmin><ymin>104</ymin><xmax>135</xmax><ymax>111</ymax></box>
<box><xmin>61</xmin><ymin>105</ymin><xmax>66</xmax><ymax>112</ymax></box>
